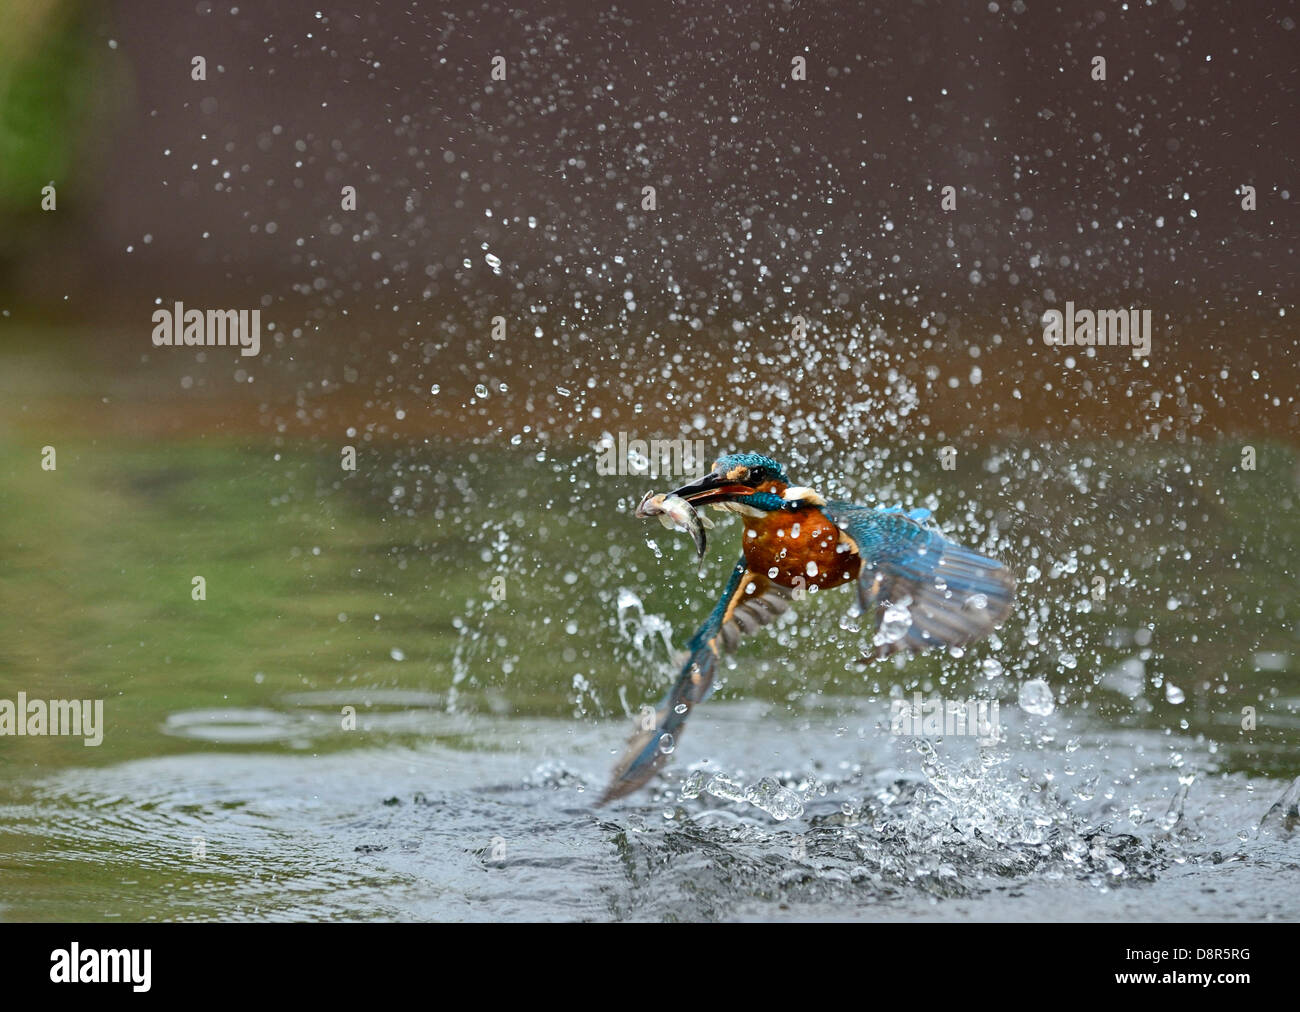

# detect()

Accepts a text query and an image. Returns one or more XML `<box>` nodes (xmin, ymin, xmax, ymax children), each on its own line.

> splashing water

<box><xmin>1018</xmin><ymin>679</ymin><xmax>1056</xmax><ymax>716</ymax></box>
<box><xmin>874</xmin><ymin>601</ymin><xmax>913</xmax><ymax>648</ymax></box>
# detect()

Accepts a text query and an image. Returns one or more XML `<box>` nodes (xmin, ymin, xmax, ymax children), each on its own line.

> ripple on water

<box><xmin>1</xmin><ymin>703</ymin><xmax>1297</xmax><ymax>921</ymax></box>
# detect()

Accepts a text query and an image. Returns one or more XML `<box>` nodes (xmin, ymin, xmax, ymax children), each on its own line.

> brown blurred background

<box><xmin>0</xmin><ymin>0</ymin><xmax>1295</xmax><ymax>446</ymax></box>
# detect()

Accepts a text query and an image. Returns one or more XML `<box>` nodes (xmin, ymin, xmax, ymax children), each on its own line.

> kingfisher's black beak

<box><xmin>668</xmin><ymin>468</ymin><xmax>755</xmax><ymax>507</ymax></box>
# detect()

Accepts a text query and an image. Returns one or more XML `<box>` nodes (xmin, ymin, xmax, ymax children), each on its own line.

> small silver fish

<box><xmin>635</xmin><ymin>490</ymin><xmax>712</xmax><ymax>570</ymax></box>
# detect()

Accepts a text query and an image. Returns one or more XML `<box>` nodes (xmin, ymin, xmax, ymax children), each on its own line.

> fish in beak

<box><xmin>633</xmin><ymin>465</ymin><xmax>761</xmax><ymax>576</ymax></box>
<box><xmin>635</xmin><ymin>491</ymin><xmax>712</xmax><ymax>573</ymax></box>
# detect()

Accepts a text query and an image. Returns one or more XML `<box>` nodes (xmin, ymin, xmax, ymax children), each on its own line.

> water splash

<box><xmin>1258</xmin><ymin>776</ymin><xmax>1300</xmax><ymax>838</ymax></box>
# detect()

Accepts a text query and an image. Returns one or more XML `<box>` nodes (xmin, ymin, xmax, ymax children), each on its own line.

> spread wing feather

<box><xmin>824</xmin><ymin>501</ymin><xmax>1015</xmax><ymax>659</ymax></box>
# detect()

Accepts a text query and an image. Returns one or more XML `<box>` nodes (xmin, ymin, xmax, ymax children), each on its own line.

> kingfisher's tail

<box><xmin>597</xmin><ymin>559</ymin><xmax>794</xmax><ymax>804</ymax></box>
<box><xmin>596</xmin><ymin>649</ymin><xmax>710</xmax><ymax>805</ymax></box>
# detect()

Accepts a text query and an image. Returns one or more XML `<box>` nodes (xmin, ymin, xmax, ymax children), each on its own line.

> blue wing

<box><xmin>598</xmin><ymin>556</ymin><xmax>795</xmax><ymax>803</ymax></box>
<box><xmin>823</xmin><ymin>500</ymin><xmax>1015</xmax><ymax>658</ymax></box>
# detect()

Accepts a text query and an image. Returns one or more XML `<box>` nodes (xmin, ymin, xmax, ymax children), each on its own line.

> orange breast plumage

<box><xmin>741</xmin><ymin>507</ymin><xmax>861</xmax><ymax>590</ymax></box>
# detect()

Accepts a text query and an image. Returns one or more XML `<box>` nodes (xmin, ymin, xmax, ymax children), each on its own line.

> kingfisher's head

<box><xmin>664</xmin><ymin>452</ymin><xmax>825</xmax><ymax>516</ymax></box>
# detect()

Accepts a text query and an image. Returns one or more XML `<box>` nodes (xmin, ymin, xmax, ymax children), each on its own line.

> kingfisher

<box><xmin>599</xmin><ymin>451</ymin><xmax>1015</xmax><ymax>804</ymax></box>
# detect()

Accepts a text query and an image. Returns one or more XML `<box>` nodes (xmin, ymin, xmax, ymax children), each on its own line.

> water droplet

<box><xmin>744</xmin><ymin>777</ymin><xmax>805</xmax><ymax>821</ymax></box>
<box><xmin>680</xmin><ymin>770</ymin><xmax>707</xmax><ymax>800</ymax></box>
<box><xmin>1018</xmin><ymin>678</ymin><xmax>1055</xmax><ymax>716</ymax></box>
<box><xmin>704</xmin><ymin>774</ymin><xmax>746</xmax><ymax>803</ymax></box>
<box><xmin>874</xmin><ymin>601</ymin><xmax>912</xmax><ymax>646</ymax></box>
